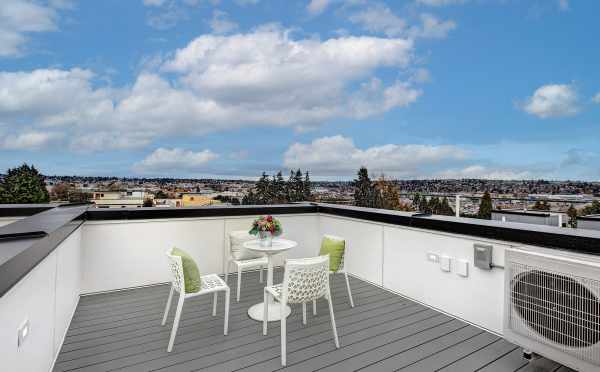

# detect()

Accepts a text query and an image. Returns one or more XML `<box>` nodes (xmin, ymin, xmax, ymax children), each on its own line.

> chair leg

<box><xmin>281</xmin><ymin>302</ymin><xmax>287</xmax><ymax>366</ymax></box>
<box><xmin>344</xmin><ymin>271</ymin><xmax>354</xmax><ymax>307</ymax></box>
<box><xmin>237</xmin><ymin>266</ymin><xmax>242</xmax><ymax>302</ymax></box>
<box><xmin>302</xmin><ymin>302</ymin><xmax>307</xmax><ymax>325</ymax></box>
<box><xmin>259</xmin><ymin>265</ymin><xmax>263</xmax><ymax>283</ymax></box>
<box><xmin>263</xmin><ymin>289</ymin><xmax>269</xmax><ymax>335</ymax></box>
<box><xmin>161</xmin><ymin>285</ymin><xmax>174</xmax><ymax>326</ymax></box>
<box><xmin>167</xmin><ymin>296</ymin><xmax>184</xmax><ymax>352</ymax></box>
<box><xmin>326</xmin><ymin>292</ymin><xmax>340</xmax><ymax>348</ymax></box>
<box><xmin>225</xmin><ymin>261</ymin><xmax>230</xmax><ymax>284</ymax></box>
<box><xmin>212</xmin><ymin>292</ymin><xmax>218</xmax><ymax>316</ymax></box>
<box><xmin>224</xmin><ymin>288</ymin><xmax>230</xmax><ymax>335</ymax></box>
<box><xmin>313</xmin><ymin>299</ymin><xmax>317</xmax><ymax>316</ymax></box>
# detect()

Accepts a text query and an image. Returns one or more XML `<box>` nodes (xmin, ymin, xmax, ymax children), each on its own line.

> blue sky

<box><xmin>0</xmin><ymin>0</ymin><xmax>599</xmax><ymax>180</ymax></box>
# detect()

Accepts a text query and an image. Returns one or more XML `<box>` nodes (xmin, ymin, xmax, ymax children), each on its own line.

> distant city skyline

<box><xmin>0</xmin><ymin>0</ymin><xmax>599</xmax><ymax>180</ymax></box>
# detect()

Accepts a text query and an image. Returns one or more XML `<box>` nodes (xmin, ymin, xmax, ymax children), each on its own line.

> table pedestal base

<box><xmin>248</xmin><ymin>302</ymin><xmax>291</xmax><ymax>321</ymax></box>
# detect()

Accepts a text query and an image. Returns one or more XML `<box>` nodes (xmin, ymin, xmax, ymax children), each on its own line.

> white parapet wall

<box><xmin>80</xmin><ymin>213</ymin><xmax>321</xmax><ymax>294</ymax></box>
<box><xmin>319</xmin><ymin>213</ymin><xmax>514</xmax><ymax>335</ymax></box>
<box><xmin>0</xmin><ymin>227</ymin><xmax>81</xmax><ymax>372</ymax></box>
<box><xmin>82</xmin><ymin>212</ymin><xmax>514</xmax><ymax>334</ymax></box>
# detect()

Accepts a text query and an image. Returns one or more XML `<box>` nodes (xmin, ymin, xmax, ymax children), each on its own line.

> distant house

<box><xmin>491</xmin><ymin>209</ymin><xmax>564</xmax><ymax>227</ymax></box>
<box><xmin>92</xmin><ymin>190</ymin><xmax>151</xmax><ymax>208</ymax></box>
<box><xmin>577</xmin><ymin>214</ymin><xmax>600</xmax><ymax>231</ymax></box>
<box><xmin>180</xmin><ymin>193</ymin><xmax>221</xmax><ymax>207</ymax></box>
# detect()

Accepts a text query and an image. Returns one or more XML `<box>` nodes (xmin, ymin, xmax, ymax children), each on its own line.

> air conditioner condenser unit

<box><xmin>504</xmin><ymin>246</ymin><xmax>600</xmax><ymax>372</ymax></box>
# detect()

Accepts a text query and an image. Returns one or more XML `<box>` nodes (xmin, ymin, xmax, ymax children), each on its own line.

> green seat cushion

<box><xmin>171</xmin><ymin>248</ymin><xmax>201</xmax><ymax>293</ymax></box>
<box><xmin>319</xmin><ymin>236</ymin><xmax>345</xmax><ymax>272</ymax></box>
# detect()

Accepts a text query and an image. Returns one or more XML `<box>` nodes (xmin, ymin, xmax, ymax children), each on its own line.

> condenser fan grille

<box><xmin>510</xmin><ymin>268</ymin><xmax>600</xmax><ymax>349</ymax></box>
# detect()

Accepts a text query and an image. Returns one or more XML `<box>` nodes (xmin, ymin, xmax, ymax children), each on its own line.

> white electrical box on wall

<box><xmin>426</xmin><ymin>252</ymin><xmax>439</xmax><ymax>263</ymax></box>
<box><xmin>456</xmin><ymin>259</ymin><xmax>469</xmax><ymax>277</ymax></box>
<box><xmin>440</xmin><ymin>255</ymin><xmax>451</xmax><ymax>272</ymax></box>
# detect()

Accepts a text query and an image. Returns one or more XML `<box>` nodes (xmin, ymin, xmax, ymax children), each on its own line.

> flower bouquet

<box><xmin>249</xmin><ymin>215</ymin><xmax>282</xmax><ymax>247</ymax></box>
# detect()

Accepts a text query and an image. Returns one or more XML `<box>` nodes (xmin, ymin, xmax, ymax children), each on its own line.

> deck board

<box><xmin>54</xmin><ymin>270</ymin><xmax>565</xmax><ymax>372</ymax></box>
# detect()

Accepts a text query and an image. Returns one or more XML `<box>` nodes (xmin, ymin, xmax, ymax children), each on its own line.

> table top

<box><xmin>243</xmin><ymin>238</ymin><xmax>297</xmax><ymax>254</ymax></box>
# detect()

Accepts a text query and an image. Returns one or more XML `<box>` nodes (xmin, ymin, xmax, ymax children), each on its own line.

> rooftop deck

<box><xmin>53</xmin><ymin>270</ymin><xmax>568</xmax><ymax>372</ymax></box>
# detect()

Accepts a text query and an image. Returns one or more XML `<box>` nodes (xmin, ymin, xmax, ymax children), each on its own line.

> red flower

<box><xmin>266</xmin><ymin>215</ymin><xmax>273</xmax><ymax>222</ymax></box>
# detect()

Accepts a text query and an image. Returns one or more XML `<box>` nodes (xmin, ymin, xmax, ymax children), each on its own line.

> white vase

<box><xmin>258</xmin><ymin>231</ymin><xmax>273</xmax><ymax>247</ymax></box>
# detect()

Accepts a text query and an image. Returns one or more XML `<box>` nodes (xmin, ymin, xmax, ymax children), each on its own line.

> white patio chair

<box><xmin>263</xmin><ymin>255</ymin><xmax>339</xmax><ymax>366</ymax></box>
<box><xmin>311</xmin><ymin>234</ymin><xmax>354</xmax><ymax>317</ymax></box>
<box><xmin>162</xmin><ymin>248</ymin><xmax>230</xmax><ymax>352</ymax></box>
<box><xmin>224</xmin><ymin>230</ymin><xmax>267</xmax><ymax>302</ymax></box>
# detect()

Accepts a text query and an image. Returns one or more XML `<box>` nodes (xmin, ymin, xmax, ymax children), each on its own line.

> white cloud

<box><xmin>209</xmin><ymin>10</ymin><xmax>238</xmax><ymax>34</ymax></box>
<box><xmin>283</xmin><ymin>135</ymin><xmax>467</xmax><ymax>176</ymax></box>
<box><xmin>0</xmin><ymin>0</ymin><xmax>61</xmax><ymax>57</ymax></box>
<box><xmin>143</xmin><ymin>0</ymin><xmax>220</xmax><ymax>29</ymax></box>
<box><xmin>307</xmin><ymin>0</ymin><xmax>333</xmax><ymax>16</ymax></box>
<box><xmin>592</xmin><ymin>92</ymin><xmax>600</xmax><ymax>104</ymax></box>
<box><xmin>348</xmin><ymin>5</ymin><xmax>406</xmax><ymax>37</ymax></box>
<box><xmin>437</xmin><ymin>165</ymin><xmax>532</xmax><ymax>180</ymax></box>
<box><xmin>416</xmin><ymin>0</ymin><xmax>468</xmax><ymax>6</ymax></box>
<box><xmin>235</xmin><ymin>0</ymin><xmax>259</xmax><ymax>5</ymax></box>
<box><xmin>0</xmin><ymin>29</ymin><xmax>421</xmax><ymax>151</ymax></box>
<box><xmin>0</xmin><ymin>131</ymin><xmax>62</xmax><ymax>150</ymax></box>
<box><xmin>146</xmin><ymin>5</ymin><xmax>186</xmax><ymax>30</ymax></box>
<box><xmin>349</xmin><ymin>5</ymin><xmax>455</xmax><ymax>40</ymax></box>
<box><xmin>133</xmin><ymin>147</ymin><xmax>218</xmax><ymax>174</ymax></box>
<box><xmin>410</xmin><ymin>13</ymin><xmax>456</xmax><ymax>39</ymax></box>
<box><xmin>522</xmin><ymin>84</ymin><xmax>580</xmax><ymax>118</ymax></box>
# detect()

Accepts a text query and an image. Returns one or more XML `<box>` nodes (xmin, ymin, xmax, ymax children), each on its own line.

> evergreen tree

<box><xmin>412</xmin><ymin>193</ymin><xmax>422</xmax><ymax>211</ymax></box>
<box><xmin>0</xmin><ymin>164</ymin><xmax>49</xmax><ymax>203</ymax></box>
<box><xmin>293</xmin><ymin>169</ymin><xmax>304</xmax><ymax>201</ymax></box>
<box><xmin>567</xmin><ymin>204</ymin><xmax>578</xmax><ymax>228</ymax></box>
<box><xmin>419</xmin><ymin>195</ymin><xmax>431</xmax><ymax>213</ymax></box>
<box><xmin>271</xmin><ymin>171</ymin><xmax>286</xmax><ymax>203</ymax></box>
<box><xmin>302</xmin><ymin>171</ymin><xmax>312</xmax><ymax>201</ymax></box>
<box><xmin>242</xmin><ymin>190</ymin><xmax>257</xmax><ymax>205</ymax></box>
<box><xmin>353</xmin><ymin>167</ymin><xmax>376</xmax><ymax>207</ymax></box>
<box><xmin>255</xmin><ymin>172</ymin><xmax>271</xmax><ymax>204</ymax></box>
<box><xmin>286</xmin><ymin>169</ymin><xmax>304</xmax><ymax>202</ymax></box>
<box><xmin>477</xmin><ymin>191</ymin><xmax>493</xmax><ymax>219</ymax></box>
<box><xmin>286</xmin><ymin>170</ymin><xmax>295</xmax><ymax>202</ymax></box>
<box><xmin>0</xmin><ymin>182</ymin><xmax>9</xmax><ymax>203</ymax></box>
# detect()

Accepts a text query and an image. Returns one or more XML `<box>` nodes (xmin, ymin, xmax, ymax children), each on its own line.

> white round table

<box><xmin>244</xmin><ymin>238</ymin><xmax>297</xmax><ymax>321</ymax></box>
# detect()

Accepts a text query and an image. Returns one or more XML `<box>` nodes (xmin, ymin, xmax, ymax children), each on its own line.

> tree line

<box><xmin>242</xmin><ymin>169</ymin><xmax>312</xmax><ymax>205</ymax></box>
<box><xmin>353</xmin><ymin>167</ymin><xmax>458</xmax><ymax>216</ymax></box>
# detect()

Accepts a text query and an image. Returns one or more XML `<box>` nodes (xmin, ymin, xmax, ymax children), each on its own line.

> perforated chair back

<box><xmin>165</xmin><ymin>248</ymin><xmax>185</xmax><ymax>293</ymax></box>
<box><xmin>281</xmin><ymin>255</ymin><xmax>330</xmax><ymax>304</ymax></box>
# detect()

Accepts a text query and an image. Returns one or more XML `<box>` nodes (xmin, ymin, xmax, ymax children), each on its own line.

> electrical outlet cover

<box><xmin>440</xmin><ymin>255</ymin><xmax>451</xmax><ymax>272</ymax></box>
<box><xmin>426</xmin><ymin>252</ymin><xmax>439</xmax><ymax>263</ymax></box>
<box><xmin>457</xmin><ymin>259</ymin><xmax>469</xmax><ymax>277</ymax></box>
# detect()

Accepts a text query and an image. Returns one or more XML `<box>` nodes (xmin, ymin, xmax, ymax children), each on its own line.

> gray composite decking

<box><xmin>54</xmin><ymin>270</ymin><xmax>570</xmax><ymax>372</ymax></box>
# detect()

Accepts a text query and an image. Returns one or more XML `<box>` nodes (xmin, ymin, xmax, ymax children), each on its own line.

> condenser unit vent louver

<box><xmin>504</xmin><ymin>248</ymin><xmax>600</xmax><ymax>372</ymax></box>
